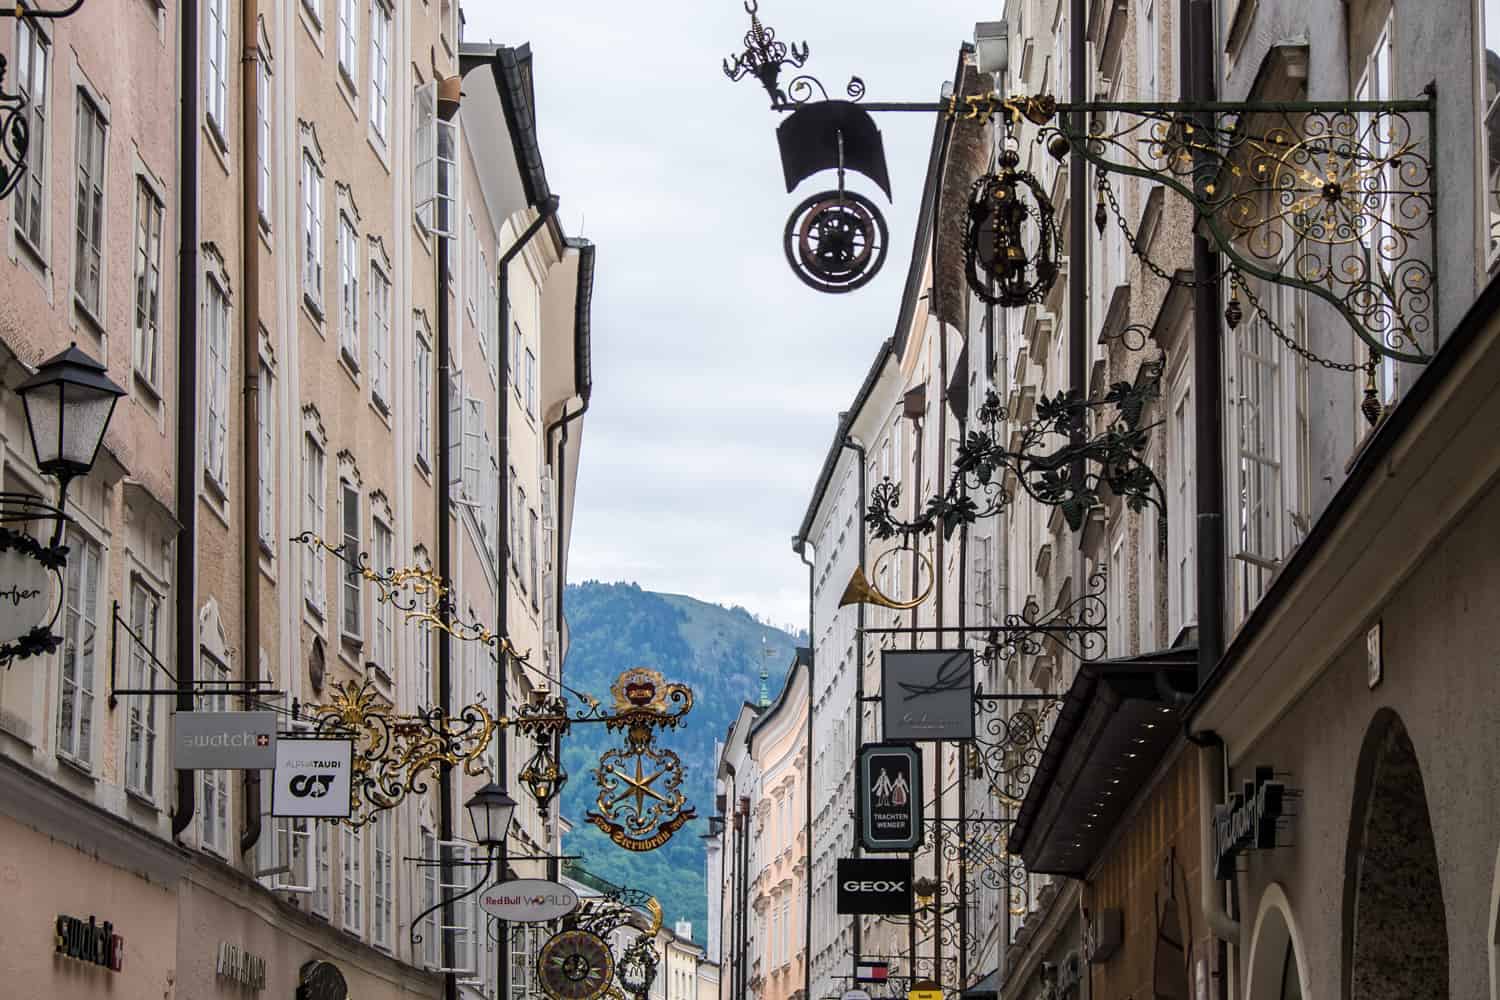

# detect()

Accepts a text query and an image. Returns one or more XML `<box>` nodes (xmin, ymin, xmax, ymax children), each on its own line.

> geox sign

<box><xmin>836</xmin><ymin>857</ymin><xmax>913</xmax><ymax>915</ymax></box>
<box><xmin>1212</xmin><ymin>765</ymin><xmax>1284</xmax><ymax>880</ymax></box>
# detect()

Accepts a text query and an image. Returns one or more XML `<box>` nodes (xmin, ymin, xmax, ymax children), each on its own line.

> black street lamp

<box><xmin>15</xmin><ymin>343</ymin><xmax>125</xmax><ymax>509</ymax></box>
<box><xmin>465</xmin><ymin>782</ymin><xmax>518</xmax><ymax>851</ymax></box>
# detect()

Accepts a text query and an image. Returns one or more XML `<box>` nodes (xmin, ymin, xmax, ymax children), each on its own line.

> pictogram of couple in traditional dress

<box><xmin>871</xmin><ymin>767</ymin><xmax>909</xmax><ymax>807</ymax></box>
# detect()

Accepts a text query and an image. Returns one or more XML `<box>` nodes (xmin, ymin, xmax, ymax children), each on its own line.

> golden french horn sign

<box><xmin>838</xmin><ymin>543</ymin><xmax>935</xmax><ymax>610</ymax></box>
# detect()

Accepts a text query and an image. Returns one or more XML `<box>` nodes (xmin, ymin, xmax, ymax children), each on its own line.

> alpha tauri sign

<box><xmin>858</xmin><ymin>742</ymin><xmax>923</xmax><ymax>852</ymax></box>
<box><xmin>272</xmin><ymin>737</ymin><xmax>354</xmax><ymax>818</ymax></box>
<box><xmin>1212</xmin><ymin>765</ymin><xmax>1284</xmax><ymax>880</ymax></box>
<box><xmin>172</xmin><ymin>711</ymin><xmax>277</xmax><ymax>769</ymax></box>
<box><xmin>0</xmin><ymin>547</ymin><xmax>53</xmax><ymax>647</ymax></box>
<box><xmin>881</xmin><ymin>649</ymin><xmax>975</xmax><ymax>741</ymax></box>
<box><xmin>480</xmin><ymin>879</ymin><xmax>580</xmax><ymax>922</ymax></box>
<box><xmin>836</xmin><ymin>857</ymin><xmax>913</xmax><ymax>916</ymax></box>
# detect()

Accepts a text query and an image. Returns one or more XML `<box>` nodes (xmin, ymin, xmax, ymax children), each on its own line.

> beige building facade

<box><xmin>0</xmin><ymin>2</ymin><xmax>593</xmax><ymax>998</ymax></box>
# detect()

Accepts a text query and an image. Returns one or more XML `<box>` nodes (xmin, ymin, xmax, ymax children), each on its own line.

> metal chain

<box><xmin>1098</xmin><ymin>173</ymin><xmax>1374</xmax><ymax>375</ymax></box>
<box><xmin>1230</xmin><ymin>271</ymin><xmax>1373</xmax><ymax>374</ymax></box>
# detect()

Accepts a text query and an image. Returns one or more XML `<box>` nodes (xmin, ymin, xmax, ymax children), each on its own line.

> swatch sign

<box><xmin>480</xmin><ymin>878</ymin><xmax>580</xmax><ymax>922</ymax></box>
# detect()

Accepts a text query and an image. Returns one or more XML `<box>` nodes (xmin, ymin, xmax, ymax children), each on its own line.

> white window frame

<box><xmin>337</xmin><ymin>0</ymin><xmax>359</xmax><ymax>89</ymax></box>
<box><xmin>257</xmin><ymin>51</ymin><xmax>272</xmax><ymax>229</ymax></box>
<box><xmin>1167</xmin><ymin>357</ymin><xmax>1195</xmax><ymax>635</ymax></box>
<box><xmin>56</xmin><ymin>529</ymin><xmax>101</xmax><ymax>768</ymax></box>
<box><xmin>124</xmin><ymin>577</ymin><xmax>161</xmax><ymax>799</ymax></box>
<box><xmin>1482</xmin><ymin>0</ymin><xmax>1500</xmax><ymax>269</ymax></box>
<box><xmin>342</xmin><ymin>821</ymin><xmax>364</xmax><ymax>934</ymax></box>
<box><xmin>371</xmin><ymin>810</ymin><xmax>393</xmax><ymax>949</ymax></box>
<box><xmin>369</xmin><ymin>259</ymin><xmax>391</xmax><ymax>408</ymax></box>
<box><xmin>447</xmin><ymin>364</ymin><xmax>464</xmax><ymax>493</ymax></box>
<box><xmin>435</xmin><ymin>839</ymin><xmax>478</xmax><ymax>975</ymax></box>
<box><xmin>420</xmin><ymin>829</ymin><xmax>439</xmax><ymax>967</ymax></box>
<box><xmin>339</xmin><ymin>479</ymin><xmax>363</xmax><ymax>642</ymax></box>
<box><xmin>205</xmin><ymin>0</ymin><xmax>229</xmax><ymax>141</ymax></box>
<box><xmin>338</xmin><ymin>213</ymin><xmax>360</xmax><ymax>368</ymax></box>
<box><xmin>415</xmin><ymin>324</ymin><xmax>433</xmax><ymax>469</ymax></box>
<box><xmin>132</xmin><ymin>178</ymin><xmax>164</xmax><ymax>390</ymax></box>
<box><xmin>258</xmin><ymin>360</ymin><xmax>276</xmax><ymax>549</ymax></box>
<box><xmin>13</xmin><ymin>18</ymin><xmax>48</xmax><ymax>254</ymax></box>
<box><xmin>412</xmin><ymin>82</ymin><xmax>456</xmax><ymax>237</ymax></box>
<box><xmin>303</xmin><ymin>432</ymin><xmax>328</xmax><ymax>616</ymax></box>
<box><xmin>529</xmin><ymin>508</ymin><xmax>540</xmax><ymax>602</ymax></box>
<box><xmin>372</xmin><ymin>516</ymin><xmax>394</xmax><ymax>671</ymax></box>
<box><xmin>1354</xmin><ymin>12</ymin><xmax>1401</xmax><ymax>409</ymax></box>
<box><xmin>369</xmin><ymin>0</ymin><xmax>392</xmax><ymax>143</ymax></box>
<box><xmin>302</xmin><ymin>153</ymin><xmax>324</xmax><ymax>312</ymax></box>
<box><xmin>414</xmin><ymin>620</ymin><xmax>432</xmax><ymax>709</ymax></box>
<box><xmin>199</xmin><ymin>651</ymin><xmax>231</xmax><ymax>856</ymax></box>
<box><xmin>461</xmin><ymin>395</ymin><xmax>483</xmax><ymax>503</ymax></box>
<box><xmin>205</xmin><ymin>276</ymin><xmax>231</xmax><ymax>494</ymax></box>
<box><xmin>73</xmin><ymin>90</ymin><xmax>107</xmax><ymax>322</ymax></box>
<box><xmin>314</xmin><ymin>820</ymin><xmax>333</xmax><ymax>916</ymax></box>
<box><xmin>524</xmin><ymin>348</ymin><xmax>537</xmax><ymax>418</ymax></box>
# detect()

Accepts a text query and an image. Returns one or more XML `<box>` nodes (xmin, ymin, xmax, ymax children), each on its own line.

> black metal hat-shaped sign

<box><xmin>776</xmin><ymin>102</ymin><xmax>892</xmax><ymax>295</ymax></box>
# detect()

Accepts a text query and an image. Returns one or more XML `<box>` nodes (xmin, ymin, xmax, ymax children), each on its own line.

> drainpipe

<box><xmin>795</xmin><ymin>541</ymin><xmax>814</xmax><ymax>1000</ymax></box>
<box><xmin>1069</xmin><ymin>0</ymin><xmax>1088</xmax><ymax>602</ymax></box>
<box><xmin>1191</xmin><ymin>731</ymin><xmax>1240</xmax><ymax>945</ymax></box>
<box><xmin>435</xmin><ymin>74</ymin><xmax>461</xmax><ymax>1000</ymax></box>
<box><xmin>838</xmin><ymin>435</ymin><xmax>866</xmax><ymax>978</ymax></box>
<box><xmin>238</xmin><ymin>0</ymin><xmax>264</xmax><ymax>857</ymax></box>
<box><xmin>171</xmin><ymin>0</ymin><xmax>201</xmax><ymax>841</ymax></box>
<box><xmin>546</xmin><ymin>393</ymin><xmax>587</xmax><ymax>658</ymax></box>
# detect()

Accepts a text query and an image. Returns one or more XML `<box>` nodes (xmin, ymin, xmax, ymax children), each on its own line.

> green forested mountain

<box><xmin>558</xmin><ymin>581</ymin><xmax>804</xmax><ymax>943</ymax></box>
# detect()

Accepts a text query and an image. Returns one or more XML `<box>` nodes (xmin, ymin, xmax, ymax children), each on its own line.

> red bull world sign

<box><xmin>479</xmin><ymin>878</ymin><xmax>581</xmax><ymax>922</ymax></box>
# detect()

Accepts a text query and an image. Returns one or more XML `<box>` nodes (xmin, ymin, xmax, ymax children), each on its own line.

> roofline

<box><xmin>793</xmin><ymin>339</ymin><xmax>895</xmax><ymax>547</ymax></box>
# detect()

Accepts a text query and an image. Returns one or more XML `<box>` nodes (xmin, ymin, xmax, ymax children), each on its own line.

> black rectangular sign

<box><xmin>881</xmin><ymin>649</ymin><xmax>975</xmax><ymax>741</ymax></box>
<box><xmin>858</xmin><ymin>742</ymin><xmax>923</xmax><ymax>852</ymax></box>
<box><xmin>836</xmin><ymin>857</ymin><xmax>913</xmax><ymax>916</ymax></box>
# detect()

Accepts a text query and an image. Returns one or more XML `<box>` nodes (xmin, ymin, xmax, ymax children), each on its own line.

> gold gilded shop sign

<box><xmin>216</xmin><ymin>941</ymin><xmax>267</xmax><ymax>990</ymax></box>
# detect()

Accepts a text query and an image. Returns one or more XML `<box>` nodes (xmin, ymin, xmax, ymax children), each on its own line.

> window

<box><xmin>414</xmin><ymin>330</ymin><xmax>433</xmax><ymax>468</ymax></box>
<box><xmin>412</xmin><ymin>82</ymin><xmax>456</xmax><ymax>237</ymax></box>
<box><xmin>340</xmin><ymin>480</ymin><xmax>362</xmax><ymax>641</ymax></box>
<box><xmin>369</xmin><ymin>2</ymin><xmax>391</xmax><ymax>142</ymax></box>
<box><xmin>465</xmin><ymin>215</ymin><xmax>477</xmax><ymax>319</ymax></box>
<box><xmin>1354</xmin><ymin>11</ymin><xmax>1399</xmax><ymax>406</ymax></box>
<box><xmin>369</xmin><ymin>262</ymin><xmax>391</xmax><ymax>407</ymax></box>
<box><xmin>303</xmin><ymin>434</ymin><xmax>327</xmax><ymax>613</ymax></box>
<box><xmin>371</xmin><ymin>811</ymin><xmax>393</xmax><ymax>948</ymax></box>
<box><xmin>133</xmin><ymin>180</ymin><xmax>164</xmax><ymax>389</ymax></box>
<box><xmin>302</xmin><ymin>0</ymin><xmax>323</xmax><ymax>29</ymax></box>
<box><xmin>342</xmin><ymin>822</ymin><xmax>363</xmax><ymax>934</ymax></box>
<box><xmin>1108</xmin><ymin>529</ymin><xmax>1127</xmax><ymax>653</ymax></box>
<box><xmin>13</xmin><ymin>19</ymin><xmax>48</xmax><ymax>250</ymax></box>
<box><xmin>205</xmin><ymin>0</ymin><xmax>229</xmax><ymax>138</ymax></box>
<box><xmin>73</xmin><ymin>93</ymin><xmax>107</xmax><ymax>319</ymax></box>
<box><xmin>199</xmin><ymin>652</ymin><xmax>230</xmax><ymax>855</ymax></box>
<box><xmin>419</xmin><ymin>829</ymin><xmax>439</xmax><ymax>967</ymax></box>
<box><xmin>414</xmin><ymin>620</ymin><xmax>432</xmax><ymax>709</ymax></box>
<box><xmin>257</xmin><ymin>54</ymin><xmax>272</xmax><ymax>227</ymax></box>
<box><xmin>258</xmin><ymin>362</ymin><xmax>276</xmax><ymax>548</ymax></box>
<box><xmin>1483</xmin><ymin>0</ymin><xmax>1500</xmax><ymax>264</ymax></box>
<box><xmin>302</xmin><ymin>153</ymin><xmax>324</xmax><ymax>309</ymax></box>
<box><xmin>338</xmin><ymin>214</ymin><xmax>360</xmax><ymax>366</ymax></box>
<box><xmin>205</xmin><ymin>278</ymin><xmax>231</xmax><ymax>493</ymax></box>
<box><xmin>124</xmin><ymin>579</ymin><xmax>161</xmax><ymax>799</ymax></box>
<box><xmin>524</xmin><ymin>348</ymin><xmax>537</xmax><ymax>418</ymax></box>
<box><xmin>56</xmin><ymin>528</ymin><xmax>101</xmax><ymax>767</ymax></box>
<box><xmin>436</xmin><ymin>840</ymin><xmax>478</xmax><ymax>975</ymax></box>
<box><xmin>1167</xmin><ymin>362</ymin><xmax>1195</xmax><ymax>634</ymax></box>
<box><xmin>447</xmin><ymin>365</ymin><xmax>463</xmax><ymax>492</ymax></box>
<box><xmin>337</xmin><ymin>0</ymin><xmax>359</xmax><ymax>86</ymax></box>
<box><xmin>269</xmin><ymin>810</ymin><xmax>314</xmax><ymax>893</ymax></box>
<box><xmin>1139</xmin><ymin>0</ymin><xmax>1159</xmax><ymax>99</ymax></box>
<box><xmin>314</xmin><ymin>821</ymin><xmax>332</xmax><ymax>916</ymax></box>
<box><xmin>515</xmin><ymin>484</ymin><xmax>526</xmax><ymax>577</ymax></box>
<box><xmin>461</xmin><ymin>396</ymin><xmax>483</xmax><ymax>502</ymax></box>
<box><xmin>372</xmin><ymin>517</ymin><xmax>394</xmax><ymax>670</ymax></box>
<box><xmin>529</xmin><ymin>508</ymin><xmax>540</xmax><ymax>600</ymax></box>
<box><xmin>511</xmin><ymin>323</ymin><xmax>522</xmax><ymax>389</ymax></box>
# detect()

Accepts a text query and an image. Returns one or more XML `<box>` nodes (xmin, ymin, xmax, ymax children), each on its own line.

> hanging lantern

<box><xmin>964</xmin><ymin>149</ymin><xmax>1061</xmax><ymax>307</ymax></box>
<box><xmin>520</xmin><ymin>734</ymin><xmax>567</xmax><ymax>818</ymax></box>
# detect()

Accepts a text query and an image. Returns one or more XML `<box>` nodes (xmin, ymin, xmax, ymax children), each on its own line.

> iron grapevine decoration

<box><xmin>586</xmin><ymin>668</ymin><xmax>697</xmax><ymax>852</ymax></box>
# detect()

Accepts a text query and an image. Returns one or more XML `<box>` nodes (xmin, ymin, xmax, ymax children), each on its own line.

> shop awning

<box><xmin>1006</xmin><ymin>640</ymin><xmax>1197</xmax><ymax>876</ymax></box>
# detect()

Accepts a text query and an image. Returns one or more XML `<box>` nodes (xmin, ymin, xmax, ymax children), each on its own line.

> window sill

<box><xmin>73</xmin><ymin>296</ymin><xmax>107</xmax><ymax>339</ymax></box>
<box><xmin>366</xmin><ymin>132</ymin><xmax>391</xmax><ymax>175</ymax></box>
<box><xmin>339</xmin><ymin>345</ymin><xmax>361</xmax><ymax>382</ymax></box>
<box><xmin>125</xmin><ymin>786</ymin><xmax>159</xmax><ymax>812</ymax></box>
<box><xmin>16</xmin><ymin>227</ymin><xmax>48</xmax><ymax>273</ymax></box>
<box><xmin>303</xmin><ymin>293</ymin><xmax>325</xmax><ymax>328</ymax></box>
<box><xmin>133</xmin><ymin>368</ymin><xmax>162</xmax><ymax>402</ymax></box>
<box><xmin>203</xmin><ymin>121</ymin><xmax>231</xmax><ymax>176</ymax></box>
<box><xmin>415</xmin><ymin>455</ymin><xmax>432</xmax><ymax>482</ymax></box>
<box><xmin>56</xmin><ymin>751</ymin><xmax>97</xmax><ymax>781</ymax></box>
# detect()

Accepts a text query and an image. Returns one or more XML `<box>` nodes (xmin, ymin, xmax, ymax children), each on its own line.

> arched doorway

<box><xmin>1343</xmin><ymin>710</ymin><xmax>1447</xmax><ymax>999</ymax></box>
<box><xmin>1246</xmin><ymin>885</ymin><xmax>1308</xmax><ymax>1000</ymax></box>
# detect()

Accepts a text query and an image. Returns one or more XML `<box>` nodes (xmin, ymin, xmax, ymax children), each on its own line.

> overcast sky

<box><xmin>465</xmin><ymin>2</ymin><xmax>983</xmax><ymax>630</ymax></box>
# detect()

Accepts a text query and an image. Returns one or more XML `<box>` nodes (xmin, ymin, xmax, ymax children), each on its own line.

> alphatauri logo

<box><xmin>842</xmin><ymin>880</ymin><xmax>906</xmax><ymax>893</ymax></box>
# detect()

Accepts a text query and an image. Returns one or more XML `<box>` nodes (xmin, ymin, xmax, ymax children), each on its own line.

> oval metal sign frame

<box><xmin>480</xmin><ymin>878</ymin><xmax>580</xmax><ymax>923</ymax></box>
<box><xmin>0</xmin><ymin>546</ymin><xmax>55</xmax><ymax>646</ymax></box>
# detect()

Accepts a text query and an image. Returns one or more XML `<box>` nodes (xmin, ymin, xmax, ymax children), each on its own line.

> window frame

<box><xmin>339</xmin><ymin>479</ymin><xmax>363</xmax><ymax>643</ymax></box>
<box><xmin>338</xmin><ymin>212</ymin><xmax>361</xmax><ymax>370</ymax></box>
<box><xmin>414</xmin><ymin>324</ymin><xmax>433</xmax><ymax>470</ymax></box>
<box><xmin>371</xmin><ymin>810</ymin><xmax>393</xmax><ymax>949</ymax></box>
<box><xmin>302</xmin><ymin>152</ymin><xmax>325</xmax><ymax>314</ymax></box>
<box><xmin>256</xmin><ymin>50</ymin><xmax>273</xmax><ymax>231</ymax></box>
<box><xmin>303</xmin><ymin>432</ymin><xmax>328</xmax><ymax>617</ymax></box>
<box><xmin>336</xmin><ymin>0</ymin><xmax>360</xmax><ymax>90</ymax></box>
<box><xmin>369</xmin><ymin>258</ymin><xmax>392</xmax><ymax>409</ymax></box>
<box><xmin>341</xmin><ymin>821</ymin><xmax>364</xmax><ymax>935</ymax></box>
<box><xmin>198</xmin><ymin>650</ymin><xmax>232</xmax><ymax>856</ymax></box>
<box><xmin>371</xmin><ymin>515</ymin><xmax>394</xmax><ymax>672</ymax></box>
<box><xmin>72</xmin><ymin>89</ymin><xmax>108</xmax><ymax>324</ymax></box>
<box><xmin>13</xmin><ymin>17</ymin><xmax>49</xmax><ymax>255</ymax></box>
<box><xmin>124</xmin><ymin>577</ymin><xmax>162</xmax><ymax>801</ymax></box>
<box><xmin>55</xmin><ymin>529</ymin><xmax>101</xmax><ymax>769</ymax></box>
<box><xmin>204</xmin><ymin>275</ymin><xmax>232</xmax><ymax>495</ymax></box>
<box><xmin>204</xmin><ymin>0</ymin><xmax>230</xmax><ymax>143</ymax></box>
<box><xmin>132</xmin><ymin>178</ymin><xmax>165</xmax><ymax>391</ymax></box>
<box><xmin>258</xmin><ymin>360</ymin><xmax>277</xmax><ymax>550</ymax></box>
<box><xmin>369</xmin><ymin>0</ymin><xmax>392</xmax><ymax>144</ymax></box>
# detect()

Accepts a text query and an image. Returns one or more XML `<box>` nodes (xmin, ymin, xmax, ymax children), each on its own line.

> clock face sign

<box><xmin>538</xmin><ymin>930</ymin><xmax>614</xmax><ymax>1000</ymax></box>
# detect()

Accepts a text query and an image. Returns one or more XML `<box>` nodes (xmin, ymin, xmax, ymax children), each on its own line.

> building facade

<box><xmin>0</xmin><ymin>2</ymin><xmax>593</xmax><ymax>997</ymax></box>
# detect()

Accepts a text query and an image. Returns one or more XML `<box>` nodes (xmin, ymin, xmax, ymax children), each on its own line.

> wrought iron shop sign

<box><xmin>271</xmin><ymin>737</ymin><xmax>354</xmax><ymax>818</ymax></box>
<box><xmin>1212</xmin><ymin>765</ymin><xmax>1284</xmax><ymax>879</ymax></box>
<box><xmin>54</xmin><ymin>914</ymin><xmax>124</xmax><ymax>972</ymax></box>
<box><xmin>480</xmin><ymin>878</ymin><xmax>580</xmax><ymax>923</ymax></box>
<box><xmin>858</xmin><ymin>741</ymin><xmax>923</xmax><ymax>852</ymax></box>
<box><xmin>586</xmin><ymin>668</ymin><xmax>697</xmax><ymax>851</ymax></box>
<box><xmin>837</xmin><ymin>856</ymin><xmax>913</xmax><ymax>915</ymax></box>
<box><xmin>881</xmin><ymin>649</ymin><xmax>975</xmax><ymax>741</ymax></box>
<box><xmin>172</xmin><ymin>711</ymin><xmax>278</xmax><ymax>769</ymax></box>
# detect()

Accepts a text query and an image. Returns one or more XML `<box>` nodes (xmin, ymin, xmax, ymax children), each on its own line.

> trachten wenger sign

<box><xmin>480</xmin><ymin>878</ymin><xmax>580</xmax><ymax>922</ymax></box>
<box><xmin>173</xmin><ymin>711</ymin><xmax>277</xmax><ymax>769</ymax></box>
<box><xmin>881</xmin><ymin>649</ymin><xmax>975</xmax><ymax>741</ymax></box>
<box><xmin>858</xmin><ymin>742</ymin><xmax>923</xmax><ymax>852</ymax></box>
<box><xmin>272</xmin><ymin>737</ymin><xmax>354</xmax><ymax>818</ymax></box>
<box><xmin>0</xmin><ymin>548</ymin><xmax>53</xmax><ymax>648</ymax></box>
<box><xmin>836</xmin><ymin>857</ymin><xmax>913</xmax><ymax>915</ymax></box>
<box><xmin>1212</xmin><ymin>765</ymin><xmax>1284</xmax><ymax>880</ymax></box>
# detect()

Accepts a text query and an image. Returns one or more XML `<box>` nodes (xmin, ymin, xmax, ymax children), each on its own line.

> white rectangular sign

<box><xmin>172</xmin><ymin>711</ymin><xmax>278</xmax><ymax>769</ymax></box>
<box><xmin>271</xmin><ymin>737</ymin><xmax>354</xmax><ymax>818</ymax></box>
